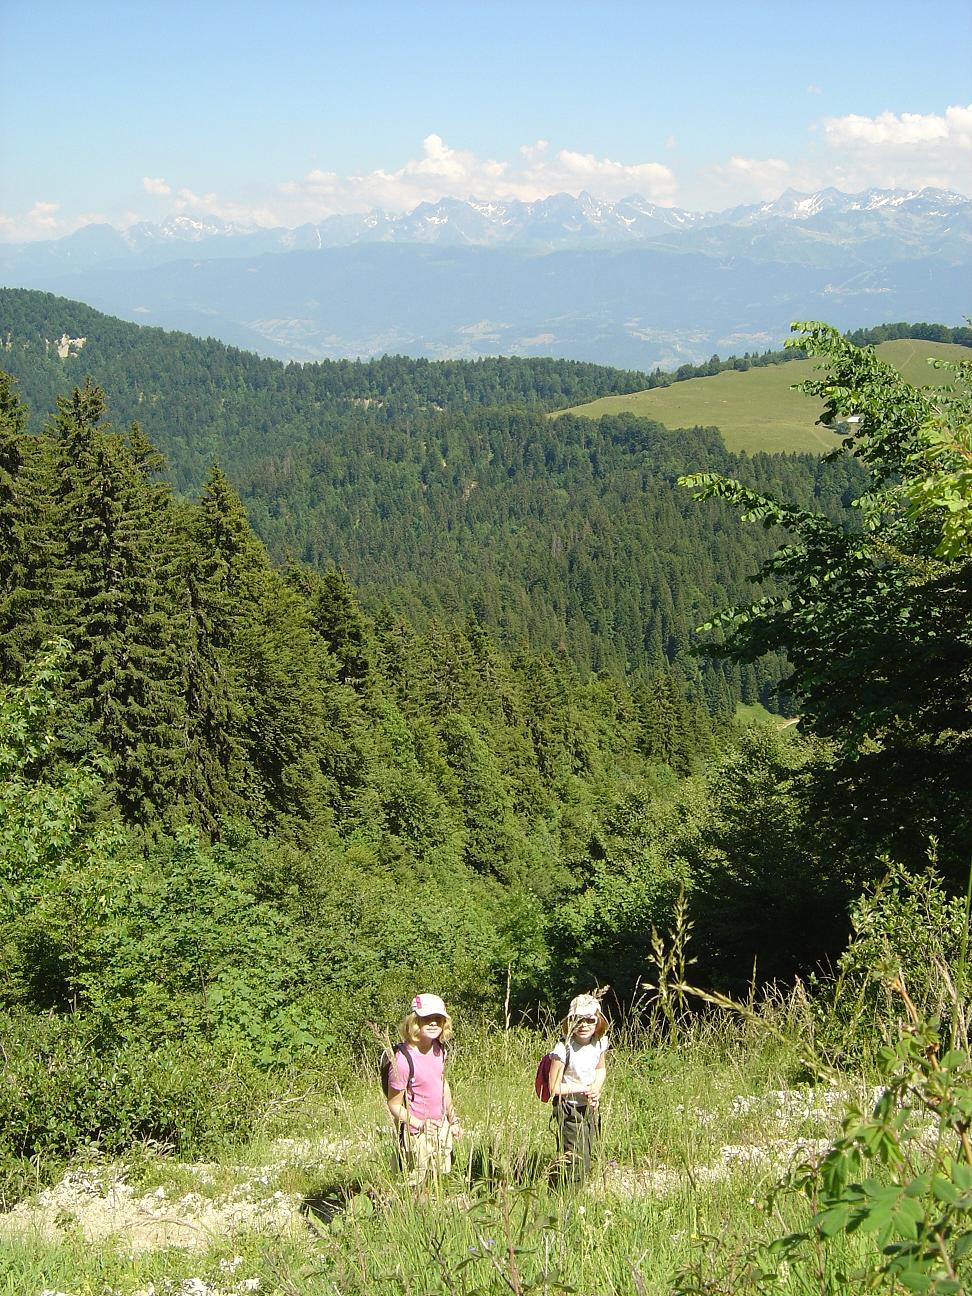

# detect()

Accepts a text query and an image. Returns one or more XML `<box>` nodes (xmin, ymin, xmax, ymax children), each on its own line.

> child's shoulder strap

<box><xmin>392</xmin><ymin>1040</ymin><xmax>415</xmax><ymax>1088</ymax></box>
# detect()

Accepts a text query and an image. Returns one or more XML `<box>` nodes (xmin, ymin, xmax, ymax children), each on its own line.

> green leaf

<box><xmin>931</xmin><ymin>1175</ymin><xmax>960</xmax><ymax>1205</ymax></box>
<box><xmin>817</xmin><ymin>1202</ymin><xmax>854</xmax><ymax>1237</ymax></box>
<box><xmin>890</xmin><ymin>1197</ymin><xmax>925</xmax><ymax>1238</ymax></box>
<box><xmin>855</xmin><ymin>1207</ymin><xmax>893</xmax><ymax>1239</ymax></box>
<box><xmin>895</xmin><ymin>1272</ymin><xmax>932</xmax><ymax>1293</ymax></box>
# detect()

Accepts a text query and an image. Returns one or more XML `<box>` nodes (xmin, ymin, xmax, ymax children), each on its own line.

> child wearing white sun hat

<box><xmin>546</xmin><ymin>992</ymin><xmax>610</xmax><ymax>1183</ymax></box>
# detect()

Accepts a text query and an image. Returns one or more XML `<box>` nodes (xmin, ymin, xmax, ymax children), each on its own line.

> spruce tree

<box><xmin>309</xmin><ymin>564</ymin><xmax>375</xmax><ymax>690</ymax></box>
<box><xmin>47</xmin><ymin>381</ymin><xmax>181</xmax><ymax>824</ymax></box>
<box><xmin>171</xmin><ymin>499</ymin><xmax>244</xmax><ymax>835</ymax></box>
<box><xmin>194</xmin><ymin>465</ymin><xmax>355</xmax><ymax>841</ymax></box>
<box><xmin>0</xmin><ymin>372</ymin><xmax>50</xmax><ymax>680</ymax></box>
<box><xmin>170</xmin><ymin>463</ymin><xmax>274</xmax><ymax>832</ymax></box>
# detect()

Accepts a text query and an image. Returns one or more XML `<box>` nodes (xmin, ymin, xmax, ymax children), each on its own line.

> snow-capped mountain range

<box><xmin>1</xmin><ymin>187</ymin><xmax>968</xmax><ymax>370</ymax></box>
<box><xmin>3</xmin><ymin>186</ymin><xmax>970</xmax><ymax>272</ymax></box>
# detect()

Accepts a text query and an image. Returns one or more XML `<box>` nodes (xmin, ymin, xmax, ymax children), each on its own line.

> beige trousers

<box><xmin>397</xmin><ymin>1118</ymin><xmax>454</xmax><ymax>1184</ymax></box>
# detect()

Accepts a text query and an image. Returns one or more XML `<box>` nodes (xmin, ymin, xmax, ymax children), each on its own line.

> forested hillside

<box><xmin>0</xmin><ymin>359</ymin><xmax>846</xmax><ymax>1099</ymax></box>
<box><xmin>0</xmin><ymin>289</ymin><xmax>870</xmax><ymax>704</ymax></box>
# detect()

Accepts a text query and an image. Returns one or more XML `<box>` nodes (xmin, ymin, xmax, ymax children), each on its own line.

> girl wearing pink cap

<box><xmin>385</xmin><ymin>992</ymin><xmax>462</xmax><ymax>1183</ymax></box>
<box><xmin>546</xmin><ymin>992</ymin><xmax>610</xmax><ymax>1183</ymax></box>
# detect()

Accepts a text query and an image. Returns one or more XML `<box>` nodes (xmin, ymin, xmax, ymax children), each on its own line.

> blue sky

<box><xmin>2</xmin><ymin>0</ymin><xmax>970</xmax><ymax>240</ymax></box>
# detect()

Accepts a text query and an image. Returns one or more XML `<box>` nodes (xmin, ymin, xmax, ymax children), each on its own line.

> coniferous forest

<box><xmin>0</xmin><ymin>290</ymin><xmax>970</xmax><ymax>1291</ymax></box>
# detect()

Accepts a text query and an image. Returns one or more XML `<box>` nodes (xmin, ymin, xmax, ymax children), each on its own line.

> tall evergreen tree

<box><xmin>309</xmin><ymin>564</ymin><xmax>375</xmax><ymax>690</ymax></box>
<box><xmin>171</xmin><ymin>499</ymin><xmax>244</xmax><ymax>836</ymax></box>
<box><xmin>0</xmin><ymin>373</ymin><xmax>51</xmax><ymax>681</ymax></box>
<box><xmin>47</xmin><ymin>381</ymin><xmax>181</xmax><ymax>823</ymax></box>
<box><xmin>193</xmin><ymin>465</ymin><xmax>359</xmax><ymax>842</ymax></box>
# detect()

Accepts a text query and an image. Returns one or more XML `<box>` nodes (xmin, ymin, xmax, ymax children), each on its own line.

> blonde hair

<box><xmin>399</xmin><ymin>1010</ymin><xmax>454</xmax><ymax>1045</ymax></box>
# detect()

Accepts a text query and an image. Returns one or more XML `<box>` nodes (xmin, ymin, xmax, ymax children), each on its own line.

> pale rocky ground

<box><xmin>5</xmin><ymin>1083</ymin><xmax>878</xmax><ymax>1296</ymax></box>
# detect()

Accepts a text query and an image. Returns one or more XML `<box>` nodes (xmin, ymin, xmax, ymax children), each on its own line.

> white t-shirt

<box><xmin>552</xmin><ymin>1036</ymin><xmax>609</xmax><ymax>1089</ymax></box>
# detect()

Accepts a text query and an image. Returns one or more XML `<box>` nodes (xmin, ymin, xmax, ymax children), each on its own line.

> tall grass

<box><xmin>0</xmin><ymin>998</ymin><xmax>877</xmax><ymax>1296</ymax></box>
<box><xmin>5</xmin><ymin>864</ymin><xmax>969</xmax><ymax>1296</ymax></box>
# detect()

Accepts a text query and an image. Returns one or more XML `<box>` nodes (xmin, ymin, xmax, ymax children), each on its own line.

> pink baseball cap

<box><xmin>412</xmin><ymin>992</ymin><xmax>448</xmax><ymax>1018</ymax></box>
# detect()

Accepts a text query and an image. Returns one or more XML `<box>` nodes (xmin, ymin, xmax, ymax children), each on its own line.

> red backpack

<box><xmin>534</xmin><ymin>1041</ymin><xmax>571</xmax><ymax>1102</ymax></box>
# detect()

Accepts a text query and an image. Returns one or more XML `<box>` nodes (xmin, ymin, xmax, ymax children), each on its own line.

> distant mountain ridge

<box><xmin>2</xmin><ymin>186</ymin><xmax>969</xmax><ymax>272</ymax></box>
<box><xmin>1</xmin><ymin>187</ymin><xmax>967</xmax><ymax>369</ymax></box>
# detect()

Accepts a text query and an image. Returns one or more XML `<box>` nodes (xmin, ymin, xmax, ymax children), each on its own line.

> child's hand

<box><xmin>450</xmin><ymin>1118</ymin><xmax>463</xmax><ymax>1138</ymax></box>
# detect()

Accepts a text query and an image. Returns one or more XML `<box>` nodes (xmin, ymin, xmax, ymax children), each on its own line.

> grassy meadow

<box><xmin>554</xmin><ymin>340</ymin><xmax>969</xmax><ymax>454</ymax></box>
<box><xmin>0</xmin><ymin>1007</ymin><xmax>889</xmax><ymax>1296</ymax></box>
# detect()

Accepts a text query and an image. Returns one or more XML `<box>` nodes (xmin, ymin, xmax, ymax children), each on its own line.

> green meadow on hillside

<box><xmin>555</xmin><ymin>339</ymin><xmax>969</xmax><ymax>454</ymax></box>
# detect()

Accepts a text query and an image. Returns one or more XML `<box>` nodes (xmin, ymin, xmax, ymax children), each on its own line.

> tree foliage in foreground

<box><xmin>682</xmin><ymin>323</ymin><xmax>972</xmax><ymax>880</ymax></box>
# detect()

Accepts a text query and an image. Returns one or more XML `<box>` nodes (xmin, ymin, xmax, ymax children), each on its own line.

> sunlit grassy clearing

<box><xmin>554</xmin><ymin>340</ymin><xmax>969</xmax><ymax>455</ymax></box>
<box><xmin>734</xmin><ymin>701</ymin><xmax>798</xmax><ymax>731</ymax></box>
<box><xmin>0</xmin><ymin>1017</ymin><xmax>881</xmax><ymax>1295</ymax></box>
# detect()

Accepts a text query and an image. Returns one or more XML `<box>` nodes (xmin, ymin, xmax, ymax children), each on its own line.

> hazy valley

<box><xmin>3</xmin><ymin>186</ymin><xmax>969</xmax><ymax>368</ymax></box>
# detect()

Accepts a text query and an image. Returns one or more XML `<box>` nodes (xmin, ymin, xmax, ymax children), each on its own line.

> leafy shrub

<box><xmin>816</xmin><ymin>854</ymin><xmax>969</xmax><ymax>1057</ymax></box>
<box><xmin>0</xmin><ymin>1009</ymin><xmax>270</xmax><ymax>1206</ymax></box>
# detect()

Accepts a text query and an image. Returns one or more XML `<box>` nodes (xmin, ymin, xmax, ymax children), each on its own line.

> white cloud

<box><xmin>552</xmin><ymin>148</ymin><xmax>676</xmax><ymax>200</ymax></box>
<box><xmin>0</xmin><ymin>200</ymin><xmax>63</xmax><ymax>241</ymax></box>
<box><xmin>142</xmin><ymin>177</ymin><xmax>172</xmax><ymax>196</ymax></box>
<box><xmin>806</xmin><ymin>84</ymin><xmax>823</xmax><ymax>96</ymax></box>
<box><xmin>696</xmin><ymin>103</ymin><xmax>972</xmax><ymax>208</ymax></box>
<box><xmin>824</xmin><ymin>104</ymin><xmax>972</xmax><ymax>149</ymax></box>
<box><xmin>705</xmin><ymin>156</ymin><xmax>791</xmax><ymax>202</ymax></box>
<box><xmin>519</xmin><ymin>139</ymin><xmax>550</xmax><ymax>160</ymax></box>
<box><xmin>159</xmin><ymin>134</ymin><xmax>677</xmax><ymax>230</ymax></box>
<box><xmin>170</xmin><ymin>185</ymin><xmax>282</xmax><ymax>228</ymax></box>
<box><xmin>815</xmin><ymin>103</ymin><xmax>972</xmax><ymax>194</ymax></box>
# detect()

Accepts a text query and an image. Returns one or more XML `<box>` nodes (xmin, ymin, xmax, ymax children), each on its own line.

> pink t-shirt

<box><xmin>389</xmin><ymin>1042</ymin><xmax>446</xmax><ymax>1129</ymax></box>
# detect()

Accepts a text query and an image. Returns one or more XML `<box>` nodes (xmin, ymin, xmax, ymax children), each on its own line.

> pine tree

<box><xmin>635</xmin><ymin>672</ymin><xmax>698</xmax><ymax>775</ymax></box>
<box><xmin>193</xmin><ymin>465</ymin><xmax>355</xmax><ymax>841</ymax></box>
<box><xmin>195</xmin><ymin>463</ymin><xmax>271</xmax><ymax>633</ymax></box>
<box><xmin>170</xmin><ymin>463</ymin><xmax>271</xmax><ymax>831</ymax></box>
<box><xmin>171</xmin><ymin>500</ymin><xmax>244</xmax><ymax>835</ymax></box>
<box><xmin>48</xmin><ymin>381</ymin><xmax>181</xmax><ymax>823</ymax></box>
<box><xmin>0</xmin><ymin>372</ymin><xmax>51</xmax><ymax>680</ymax></box>
<box><xmin>309</xmin><ymin>564</ymin><xmax>375</xmax><ymax>690</ymax></box>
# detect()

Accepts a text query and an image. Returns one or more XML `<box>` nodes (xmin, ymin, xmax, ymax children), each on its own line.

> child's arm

<box><xmin>548</xmin><ymin>1055</ymin><xmax>567</xmax><ymax>1097</ymax></box>
<box><xmin>386</xmin><ymin>1086</ymin><xmax>410</xmax><ymax>1128</ymax></box>
<box><xmin>588</xmin><ymin>1055</ymin><xmax>607</xmax><ymax>1107</ymax></box>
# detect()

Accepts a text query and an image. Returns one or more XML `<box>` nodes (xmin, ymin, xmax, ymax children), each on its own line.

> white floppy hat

<box><xmin>567</xmin><ymin>993</ymin><xmax>602</xmax><ymax>1019</ymax></box>
<box><xmin>412</xmin><ymin>992</ymin><xmax>448</xmax><ymax>1018</ymax></box>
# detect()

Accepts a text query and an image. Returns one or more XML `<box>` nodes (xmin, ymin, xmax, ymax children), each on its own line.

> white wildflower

<box><xmin>178</xmin><ymin>1280</ymin><xmax>211</xmax><ymax>1296</ymax></box>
